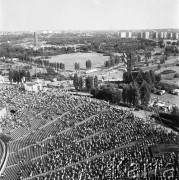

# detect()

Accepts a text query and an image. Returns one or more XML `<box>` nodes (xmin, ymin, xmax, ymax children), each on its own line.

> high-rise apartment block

<box><xmin>163</xmin><ymin>32</ymin><xmax>168</xmax><ymax>39</ymax></box>
<box><xmin>167</xmin><ymin>32</ymin><xmax>173</xmax><ymax>39</ymax></box>
<box><xmin>118</xmin><ymin>32</ymin><xmax>127</xmax><ymax>38</ymax></box>
<box><xmin>143</xmin><ymin>32</ymin><xmax>150</xmax><ymax>39</ymax></box>
<box><xmin>158</xmin><ymin>32</ymin><xmax>164</xmax><ymax>39</ymax></box>
<box><xmin>138</xmin><ymin>32</ymin><xmax>143</xmax><ymax>39</ymax></box>
<box><xmin>126</xmin><ymin>32</ymin><xmax>132</xmax><ymax>38</ymax></box>
<box><xmin>153</xmin><ymin>32</ymin><xmax>158</xmax><ymax>39</ymax></box>
<box><xmin>173</xmin><ymin>32</ymin><xmax>179</xmax><ymax>39</ymax></box>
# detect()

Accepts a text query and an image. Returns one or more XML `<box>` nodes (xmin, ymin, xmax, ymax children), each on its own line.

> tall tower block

<box><xmin>34</xmin><ymin>32</ymin><xmax>38</xmax><ymax>46</ymax></box>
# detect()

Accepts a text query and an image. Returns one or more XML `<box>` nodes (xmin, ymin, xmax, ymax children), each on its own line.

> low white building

<box><xmin>0</xmin><ymin>75</ymin><xmax>5</xmax><ymax>83</ymax></box>
<box><xmin>118</xmin><ymin>32</ymin><xmax>127</xmax><ymax>38</ymax></box>
<box><xmin>24</xmin><ymin>82</ymin><xmax>42</xmax><ymax>92</ymax></box>
<box><xmin>12</xmin><ymin>58</ymin><xmax>19</xmax><ymax>61</ymax></box>
<box><xmin>0</xmin><ymin>106</ymin><xmax>7</xmax><ymax>119</ymax></box>
<box><xmin>85</xmin><ymin>69</ymin><xmax>98</xmax><ymax>74</ymax></box>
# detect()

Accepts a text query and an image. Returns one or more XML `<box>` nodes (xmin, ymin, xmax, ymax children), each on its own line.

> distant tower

<box><xmin>34</xmin><ymin>32</ymin><xmax>38</xmax><ymax>46</ymax></box>
<box><xmin>127</xmin><ymin>52</ymin><xmax>138</xmax><ymax>71</ymax></box>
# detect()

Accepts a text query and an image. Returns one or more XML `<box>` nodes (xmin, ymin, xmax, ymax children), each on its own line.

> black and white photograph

<box><xmin>0</xmin><ymin>0</ymin><xmax>179</xmax><ymax>179</ymax></box>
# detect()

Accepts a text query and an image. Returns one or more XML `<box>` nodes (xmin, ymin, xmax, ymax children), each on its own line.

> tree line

<box><xmin>104</xmin><ymin>56</ymin><xmax>121</xmax><ymax>68</ymax></box>
<box><xmin>91</xmin><ymin>86</ymin><xmax>122</xmax><ymax>105</ymax></box>
<box><xmin>73</xmin><ymin>73</ymin><xmax>123</xmax><ymax>105</ymax></box>
<box><xmin>9</xmin><ymin>70</ymin><xmax>31</xmax><ymax>84</ymax></box>
<box><xmin>21</xmin><ymin>58</ymin><xmax>66</xmax><ymax>72</ymax></box>
<box><xmin>122</xmin><ymin>70</ymin><xmax>161</xmax><ymax>106</ymax></box>
<box><xmin>73</xmin><ymin>73</ymin><xmax>98</xmax><ymax>92</ymax></box>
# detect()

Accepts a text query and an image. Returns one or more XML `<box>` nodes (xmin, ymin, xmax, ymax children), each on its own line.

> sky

<box><xmin>0</xmin><ymin>0</ymin><xmax>179</xmax><ymax>31</ymax></box>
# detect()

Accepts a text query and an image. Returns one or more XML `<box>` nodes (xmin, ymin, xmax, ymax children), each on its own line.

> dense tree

<box><xmin>57</xmin><ymin>62</ymin><xmax>60</xmax><ymax>72</ymax></box>
<box><xmin>104</xmin><ymin>55</ymin><xmax>121</xmax><ymax>68</ymax></box>
<box><xmin>149</xmin><ymin>70</ymin><xmax>155</xmax><ymax>85</ymax></box>
<box><xmin>144</xmin><ymin>71</ymin><xmax>152</xmax><ymax>86</ymax></box>
<box><xmin>158</xmin><ymin>39</ymin><xmax>165</xmax><ymax>48</ymax></box>
<box><xmin>155</xmin><ymin>73</ymin><xmax>162</xmax><ymax>82</ymax></box>
<box><xmin>123</xmin><ymin>72</ymin><xmax>129</xmax><ymax>83</ymax></box>
<box><xmin>114</xmin><ymin>56</ymin><xmax>120</xmax><ymax>64</ymax></box>
<box><xmin>110</xmin><ymin>57</ymin><xmax>115</xmax><ymax>66</ymax></box>
<box><xmin>122</xmin><ymin>85</ymin><xmax>128</xmax><ymax>104</ymax></box>
<box><xmin>94</xmin><ymin>76</ymin><xmax>98</xmax><ymax>89</ymax></box>
<box><xmin>111</xmin><ymin>89</ymin><xmax>122</xmax><ymax>105</ymax></box>
<box><xmin>26</xmin><ymin>71</ymin><xmax>31</xmax><ymax>81</ymax></box>
<box><xmin>140</xmin><ymin>81</ymin><xmax>150</xmax><ymax>106</ymax></box>
<box><xmin>9</xmin><ymin>70</ymin><xmax>13</xmax><ymax>83</ymax></box>
<box><xmin>73</xmin><ymin>73</ymin><xmax>79</xmax><ymax>90</ymax></box>
<box><xmin>9</xmin><ymin>69</ymin><xmax>31</xmax><ymax>84</ymax></box>
<box><xmin>85</xmin><ymin>76</ymin><xmax>94</xmax><ymax>91</ymax></box>
<box><xmin>104</xmin><ymin>60</ymin><xmax>111</xmax><ymax>68</ymax></box>
<box><xmin>158</xmin><ymin>64</ymin><xmax>161</xmax><ymax>69</ymax></box>
<box><xmin>132</xmin><ymin>83</ymin><xmax>140</xmax><ymax>107</ymax></box>
<box><xmin>128</xmin><ymin>83</ymin><xmax>133</xmax><ymax>105</ymax></box>
<box><xmin>75</xmin><ymin>63</ymin><xmax>80</xmax><ymax>71</ymax></box>
<box><xmin>78</xmin><ymin>76</ymin><xmax>83</xmax><ymax>91</ymax></box>
<box><xmin>92</xmin><ymin>86</ymin><xmax>122</xmax><ymax>105</ymax></box>
<box><xmin>134</xmin><ymin>70</ymin><xmax>143</xmax><ymax>85</ymax></box>
<box><xmin>60</xmin><ymin>63</ymin><xmax>65</xmax><ymax>70</ymax></box>
<box><xmin>46</xmin><ymin>67</ymin><xmax>56</xmax><ymax>75</ymax></box>
<box><xmin>86</xmin><ymin>60</ymin><xmax>92</xmax><ymax>70</ymax></box>
<box><xmin>137</xmin><ymin>55</ymin><xmax>141</xmax><ymax>62</ymax></box>
<box><xmin>171</xmin><ymin>106</ymin><xmax>179</xmax><ymax>116</ymax></box>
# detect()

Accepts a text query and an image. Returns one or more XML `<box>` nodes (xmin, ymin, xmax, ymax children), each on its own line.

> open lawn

<box><xmin>142</xmin><ymin>55</ymin><xmax>179</xmax><ymax>72</ymax></box>
<box><xmin>48</xmin><ymin>52</ymin><xmax>110</xmax><ymax>71</ymax></box>
<box><xmin>151</xmin><ymin>93</ymin><xmax>179</xmax><ymax>106</ymax></box>
<box><xmin>88</xmin><ymin>67</ymin><xmax>124</xmax><ymax>81</ymax></box>
<box><xmin>150</xmin><ymin>60</ymin><xmax>179</xmax><ymax>107</ymax></box>
<box><xmin>155</xmin><ymin>65</ymin><xmax>179</xmax><ymax>85</ymax></box>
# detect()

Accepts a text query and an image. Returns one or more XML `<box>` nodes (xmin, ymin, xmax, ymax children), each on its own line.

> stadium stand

<box><xmin>0</xmin><ymin>85</ymin><xmax>178</xmax><ymax>180</ymax></box>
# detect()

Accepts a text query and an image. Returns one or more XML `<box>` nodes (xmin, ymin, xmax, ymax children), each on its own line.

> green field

<box><xmin>48</xmin><ymin>52</ymin><xmax>110</xmax><ymax>71</ymax></box>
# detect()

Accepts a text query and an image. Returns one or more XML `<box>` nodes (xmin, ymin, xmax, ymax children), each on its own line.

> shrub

<box><xmin>158</xmin><ymin>64</ymin><xmax>161</xmax><ymax>69</ymax></box>
<box><xmin>174</xmin><ymin>73</ymin><xmax>179</xmax><ymax>78</ymax></box>
<box><xmin>155</xmin><ymin>82</ymin><xmax>179</xmax><ymax>92</ymax></box>
<box><xmin>138</xmin><ymin>105</ymin><xmax>153</xmax><ymax>112</ymax></box>
<box><xmin>159</xmin><ymin>112</ymin><xmax>179</xmax><ymax>122</ymax></box>
<box><xmin>161</xmin><ymin>70</ymin><xmax>176</xmax><ymax>75</ymax></box>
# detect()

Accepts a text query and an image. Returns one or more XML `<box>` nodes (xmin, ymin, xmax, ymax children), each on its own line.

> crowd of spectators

<box><xmin>9</xmin><ymin>109</ymin><xmax>179</xmax><ymax>179</ymax></box>
<box><xmin>0</xmin><ymin>86</ymin><xmax>88</xmax><ymax>135</ymax></box>
<box><xmin>0</xmin><ymin>85</ymin><xmax>178</xmax><ymax>180</ymax></box>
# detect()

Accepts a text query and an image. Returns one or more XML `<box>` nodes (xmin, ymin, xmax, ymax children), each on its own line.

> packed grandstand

<box><xmin>0</xmin><ymin>85</ymin><xmax>178</xmax><ymax>180</ymax></box>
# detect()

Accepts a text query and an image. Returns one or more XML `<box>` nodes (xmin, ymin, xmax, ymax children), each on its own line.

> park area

<box><xmin>151</xmin><ymin>61</ymin><xmax>179</xmax><ymax>106</ymax></box>
<box><xmin>151</xmin><ymin>93</ymin><xmax>179</xmax><ymax>106</ymax></box>
<box><xmin>48</xmin><ymin>52</ymin><xmax>110</xmax><ymax>71</ymax></box>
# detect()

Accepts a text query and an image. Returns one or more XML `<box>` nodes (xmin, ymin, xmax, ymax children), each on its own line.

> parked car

<box><xmin>156</xmin><ymin>90</ymin><xmax>165</xmax><ymax>95</ymax></box>
<box><xmin>171</xmin><ymin>89</ymin><xmax>179</xmax><ymax>95</ymax></box>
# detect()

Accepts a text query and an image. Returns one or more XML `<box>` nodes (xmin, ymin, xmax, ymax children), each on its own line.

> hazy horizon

<box><xmin>0</xmin><ymin>0</ymin><xmax>179</xmax><ymax>31</ymax></box>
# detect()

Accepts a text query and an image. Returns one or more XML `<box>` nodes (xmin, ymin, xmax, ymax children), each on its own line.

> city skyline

<box><xmin>0</xmin><ymin>0</ymin><xmax>179</xmax><ymax>31</ymax></box>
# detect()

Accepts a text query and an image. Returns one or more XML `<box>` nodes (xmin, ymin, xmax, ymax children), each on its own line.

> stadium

<box><xmin>0</xmin><ymin>85</ymin><xmax>178</xmax><ymax>180</ymax></box>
